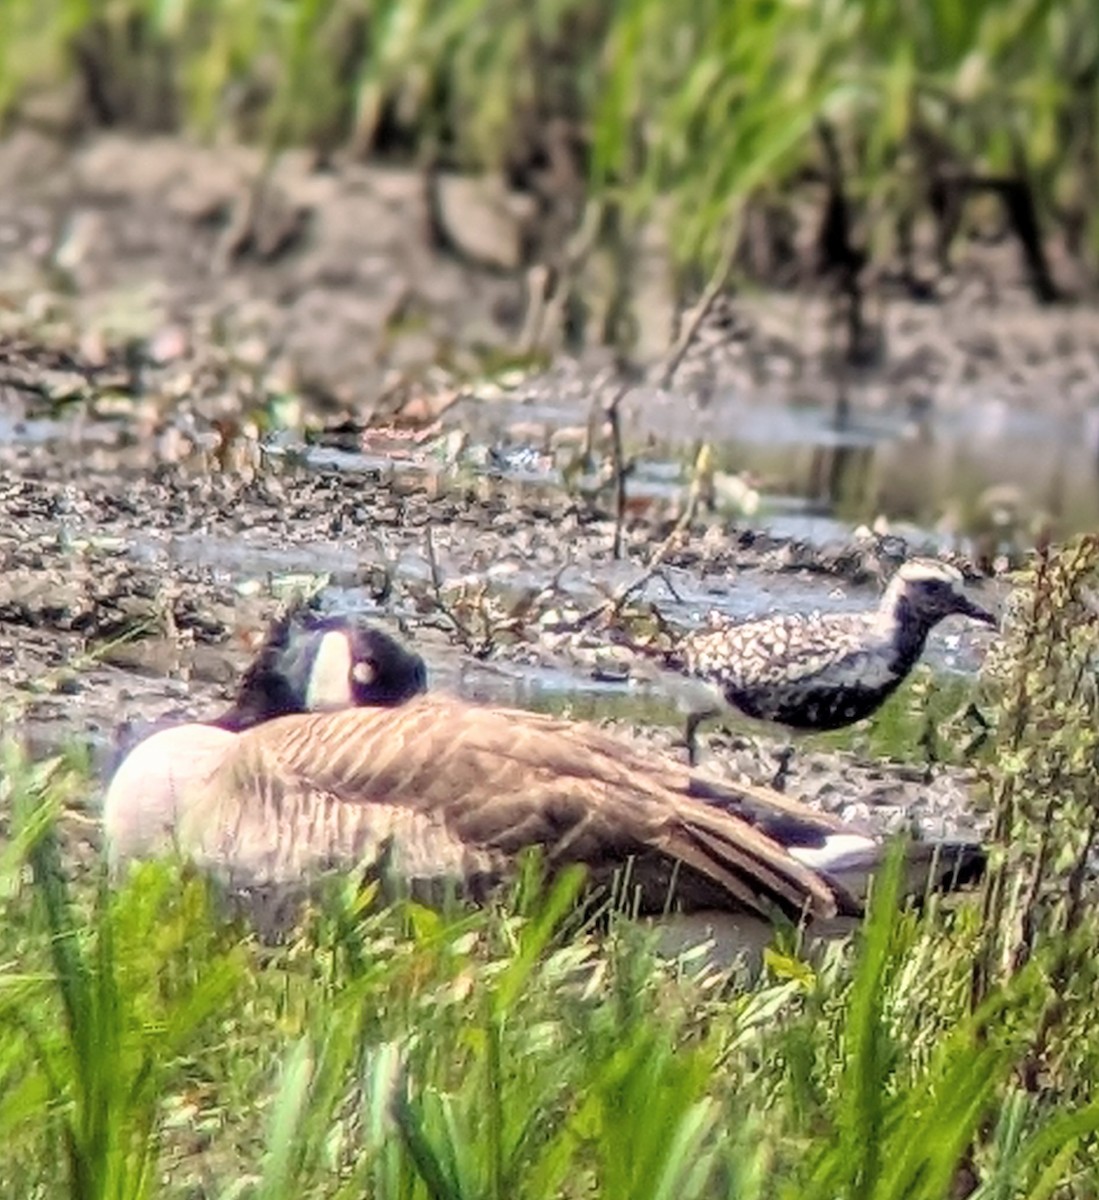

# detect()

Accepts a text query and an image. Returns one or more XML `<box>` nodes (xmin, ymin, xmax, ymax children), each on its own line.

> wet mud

<box><xmin>0</xmin><ymin>131</ymin><xmax>1087</xmax><ymax>854</ymax></box>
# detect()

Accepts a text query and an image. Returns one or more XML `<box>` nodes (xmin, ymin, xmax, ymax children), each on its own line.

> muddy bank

<box><xmin>0</xmin><ymin>129</ymin><xmax>1074</xmax><ymax>854</ymax></box>
<box><xmin>0</xmin><ymin>444</ymin><xmax>999</xmax><ymax>851</ymax></box>
<box><xmin>1</xmin><ymin>132</ymin><xmax>1097</xmax><ymax>415</ymax></box>
<box><xmin>1</xmin><ymin>133</ymin><xmax>1097</xmax><ymax>546</ymax></box>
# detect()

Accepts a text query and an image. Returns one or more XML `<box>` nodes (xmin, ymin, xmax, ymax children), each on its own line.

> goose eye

<box><xmin>351</xmin><ymin>660</ymin><xmax>376</xmax><ymax>686</ymax></box>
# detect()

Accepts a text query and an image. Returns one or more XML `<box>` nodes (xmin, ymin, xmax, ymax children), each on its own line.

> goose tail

<box><xmin>788</xmin><ymin>836</ymin><xmax>987</xmax><ymax>907</ymax></box>
<box><xmin>669</xmin><ymin>800</ymin><xmax>863</xmax><ymax>923</ymax></box>
<box><xmin>684</xmin><ymin>773</ymin><xmax>986</xmax><ymax>909</ymax></box>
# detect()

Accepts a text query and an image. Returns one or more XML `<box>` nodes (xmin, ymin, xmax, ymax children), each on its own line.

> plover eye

<box><xmin>351</xmin><ymin>660</ymin><xmax>376</xmax><ymax>685</ymax></box>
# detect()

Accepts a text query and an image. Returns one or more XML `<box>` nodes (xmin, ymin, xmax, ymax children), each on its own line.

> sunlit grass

<box><xmin>0</xmin><ymin>793</ymin><xmax>1094</xmax><ymax>1200</ymax></box>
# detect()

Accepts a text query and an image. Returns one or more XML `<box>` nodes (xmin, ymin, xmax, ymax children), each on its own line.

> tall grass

<box><xmin>1</xmin><ymin>542</ymin><xmax>1099</xmax><ymax>1198</ymax></box>
<box><xmin>1</xmin><ymin>0</ymin><xmax>1097</xmax><ymax>282</ymax></box>
<box><xmin>0</xmin><ymin>749</ymin><xmax>248</xmax><ymax>1199</ymax></box>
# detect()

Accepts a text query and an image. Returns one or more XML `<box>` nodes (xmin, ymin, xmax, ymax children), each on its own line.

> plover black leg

<box><xmin>918</xmin><ymin>714</ymin><xmax>938</xmax><ymax>783</ymax></box>
<box><xmin>683</xmin><ymin>711</ymin><xmax>707</xmax><ymax>767</ymax></box>
<box><xmin>770</xmin><ymin>744</ymin><xmax>795</xmax><ymax>792</ymax></box>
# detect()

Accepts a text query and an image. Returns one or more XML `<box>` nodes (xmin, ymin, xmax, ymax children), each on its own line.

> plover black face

<box><xmin>880</xmin><ymin>559</ymin><xmax>997</xmax><ymax>632</ymax></box>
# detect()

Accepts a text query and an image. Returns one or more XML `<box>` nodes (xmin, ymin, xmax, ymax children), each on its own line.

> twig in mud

<box><xmin>645</xmin><ymin>444</ymin><xmax>712</xmax><ymax>566</ymax></box>
<box><xmin>422</xmin><ymin>527</ymin><xmax>482</xmax><ymax>653</ymax></box>
<box><xmin>0</xmin><ymin>372</ymin><xmax>85</xmax><ymax>404</ymax></box>
<box><xmin>557</xmin><ymin>563</ymin><xmax>685</xmax><ymax>635</ymax></box>
<box><xmin>645</xmin><ymin>601</ymin><xmax>684</xmax><ymax>646</ymax></box>
<box><xmin>554</xmin><ymin>448</ymin><xmax>714</xmax><ymax>633</ymax></box>
<box><xmin>421</xmin><ymin>529</ymin><xmax>540</xmax><ymax>659</ymax></box>
<box><xmin>656</xmin><ymin>216</ymin><xmax>742</xmax><ymax>391</ymax></box>
<box><xmin>615</xmin><ymin>564</ymin><xmax>686</xmax><ymax>613</ymax></box>
<box><xmin>606</xmin><ymin>385</ymin><xmax>632</xmax><ymax>560</ymax></box>
<box><xmin>423</xmin><ymin>525</ymin><xmax>443</xmax><ymax>592</ymax></box>
<box><xmin>575</xmin><ymin>440</ymin><xmax>710</xmax><ymax>622</ymax></box>
<box><xmin>0</xmin><ymin>618</ymin><xmax>159</xmax><ymax>728</ymax></box>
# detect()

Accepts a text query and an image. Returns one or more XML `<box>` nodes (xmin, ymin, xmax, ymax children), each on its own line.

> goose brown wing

<box><xmin>180</xmin><ymin>695</ymin><xmax>848</xmax><ymax>921</ymax></box>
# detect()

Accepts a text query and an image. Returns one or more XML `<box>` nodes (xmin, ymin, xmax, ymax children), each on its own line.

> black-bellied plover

<box><xmin>650</xmin><ymin>558</ymin><xmax>997</xmax><ymax>763</ymax></box>
<box><xmin>107</xmin><ymin>691</ymin><xmax>986</xmax><ymax>967</ymax></box>
<box><xmin>104</xmin><ymin>612</ymin><xmax>427</xmax><ymax>867</ymax></box>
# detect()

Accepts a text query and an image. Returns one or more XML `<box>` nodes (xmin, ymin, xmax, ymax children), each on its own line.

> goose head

<box><xmin>104</xmin><ymin>613</ymin><xmax>427</xmax><ymax>868</ymax></box>
<box><xmin>879</xmin><ymin>559</ymin><xmax>997</xmax><ymax>633</ymax></box>
<box><xmin>218</xmin><ymin>611</ymin><xmax>428</xmax><ymax>730</ymax></box>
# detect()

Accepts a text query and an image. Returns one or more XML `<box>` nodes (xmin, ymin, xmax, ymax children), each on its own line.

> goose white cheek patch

<box><xmin>305</xmin><ymin>631</ymin><xmax>355</xmax><ymax>711</ymax></box>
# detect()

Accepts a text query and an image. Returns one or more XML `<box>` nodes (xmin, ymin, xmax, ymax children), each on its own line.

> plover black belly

<box><xmin>684</xmin><ymin>611</ymin><xmax>920</xmax><ymax>730</ymax></box>
<box><xmin>659</xmin><ymin>559</ymin><xmax>997</xmax><ymax>762</ymax></box>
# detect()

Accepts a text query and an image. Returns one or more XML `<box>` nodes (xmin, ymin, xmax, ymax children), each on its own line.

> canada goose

<box><xmin>103</xmin><ymin>612</ymin><xmax>427</xmax><ymax>868</ymax></box>
<box><xmin>218</xmin><ymin>609</ymin><xmax>428</xmax><ymax>728</ymax></box>
<box><xmin>160</xmin><ymin>694</ymin><xmax>984</xmax><ymax>965</ymax></box>
<box><xmin>643</xmin><ymin>558</ymin><xmax>997</xmax><ymax>763</ymax></box>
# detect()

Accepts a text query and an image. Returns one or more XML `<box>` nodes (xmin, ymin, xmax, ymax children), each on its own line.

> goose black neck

<box><xmin>214</xmin><ymin>666</ymin><xmax>303</xmax><ymax>732</ymax></box>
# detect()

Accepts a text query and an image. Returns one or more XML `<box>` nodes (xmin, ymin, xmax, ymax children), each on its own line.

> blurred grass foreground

<box><xmin>1</xmin><ymin>0</ymin><xmax>1098</xmax><ymax>301</ymax></box>
<box><xmin>1</xmin><ymin>540</ymin><xmax>1099</xmax><ymax>1196</ymax></box>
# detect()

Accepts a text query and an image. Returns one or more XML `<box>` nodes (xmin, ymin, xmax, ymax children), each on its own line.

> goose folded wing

<box><xmin>177</xmin><ymin>698</ymin><xmax>850</xmax><ymax>921</ymax></box>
